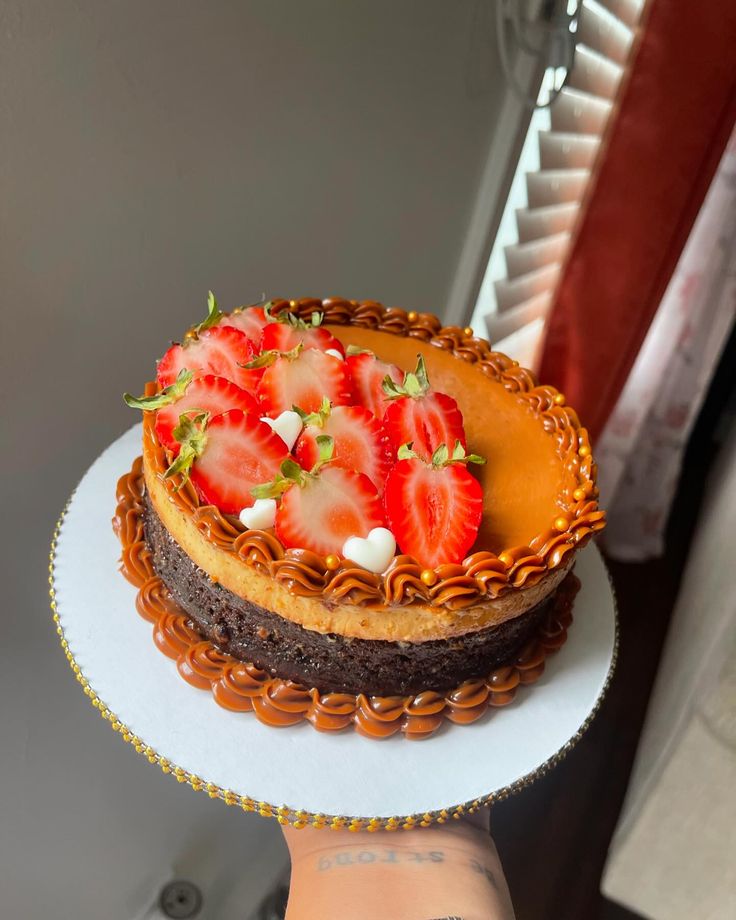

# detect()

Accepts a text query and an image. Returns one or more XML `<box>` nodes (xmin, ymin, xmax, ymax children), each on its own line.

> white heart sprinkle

<box><xmin>260</xmin><ymin>410</ymin><xmax>302</xmax><ymax>451</ymax></box>
<box><xmin>342</xmin><ymin>527</ymin><xmax>396</xmax><ymax>574</ymax></box>
<box><xmin>239</xmin><ymin>498</ymin><xmax>277</xmax><ymax>530</ymax></box>
<box><xmin>324</xmin><ymin>348</ymin><xmax>344</xmax><ymax>361</ymax></box>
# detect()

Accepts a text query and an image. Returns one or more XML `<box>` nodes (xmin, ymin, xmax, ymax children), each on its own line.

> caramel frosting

<box><xmin>114</xmin><ymin>459</ymin><xmax>579</xmax><ymax>740</ymax></box>
<box><xmin>137</xmin><ymin>298</ymin><xmax>604</xmax><ymax>641</ymax></box>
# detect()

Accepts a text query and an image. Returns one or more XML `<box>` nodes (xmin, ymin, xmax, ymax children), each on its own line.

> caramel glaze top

<box><xmin>142</xmin><ymin>298</ymin><xmax>605</xmax><ymax>612</ymax></box>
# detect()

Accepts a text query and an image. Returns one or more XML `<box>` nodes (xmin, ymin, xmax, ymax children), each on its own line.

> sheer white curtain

<box><xmin>597</xmin><ymin>128</ymin><xmax>736</xmax><ymax>561</ymax></box>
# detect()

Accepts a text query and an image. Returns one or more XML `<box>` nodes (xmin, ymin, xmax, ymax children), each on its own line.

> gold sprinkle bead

<box><xmin>579</xmin><ymin>445</ymin><xmax>591</xmax><ymax>458</ymax></box>
<box><xmin>325</xmin><ymin>554</ymin><xmax>340</xmax><ymax>571</ymax></box>
<box><xmin>407</xmin><ymin>311</ymin><xmax>418</xmax><ymax>321</ymax></box>
<box><xmin>464</xmin><ymin>327</ymin><xmax>473</xmax><ymax>337</ymax></box>
<box><xmin>554</xmin><ymin>516</ymin><xmax>569</xmax><ymax>532</ymax></box>
<box><xmin>289</xmin><ymin>299</ymin><xmax>297</xmax><ymax>307</ymax></box>
<box><xmin>420</xmin><ymin>569</ymin><xmax>437</xmax><ymax>586</ymax></box>
<box><xmin>554</xmin><ymin>393</ymin><xmax>566</xmax><ymax>406</ymax></box>
<box><xmin>573</xmin><ymin>488</ymin><xmax>586</xmax><ymax>502</ymax></box>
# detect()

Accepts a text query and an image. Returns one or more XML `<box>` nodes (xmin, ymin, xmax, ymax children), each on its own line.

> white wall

<box><xmin>0</xmin><ymin>2</ymin><xmax>508</xmax><ymax>916</ymax></box>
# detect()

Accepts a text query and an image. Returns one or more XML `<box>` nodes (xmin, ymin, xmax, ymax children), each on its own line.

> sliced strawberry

<box><xmin>170</xmin><ymin>409</ymin><xmax>290</xmax><ymax>515</ymax></box>
<box><xmin>217</xmin><ymin>305</ymin><xmax>268</xmax><ymax>345</ymax></box>
<box><xmin>384</xmin><ymin>391</ymin><xmax>465</xmax><ymax>459</ymax></box>
<box><xmin>154</xmin><ymin>375</ymin><xmax>258</xmax><ymax>452</ymax></box>
<box><xmin>157</xmin><ymin>326</ymin><xmax>261</xmax><ymax>396</ymax></box>
<box><xmin>188</xmin><ymin>290</ymin><xmax>267</xmax><ymax>349</ymax></box>
<box><xmin>346</xmin><ymin>350</ymin><xmax>403</xmax><ymax>419</ymax></box>
<box><xmin>383</xmin><ymin>444</ymin><xmax>484</xmax><ymax>567</ymax></box>
<box><xmin>295</xmin><ymin>403</ymin><xmax>393</xmax><ymax>492</ymax></box>
<box><xmin>259</xmin><ymin>306</ymin><xmax>345</xmax><ymax>356</ymax></box>
<box><xmin>261</xmin><ymin>322</ymin><xmax>345</xmax><ymax>356</ymax></box>
<box><xmin>274</xmin><ymin>463</ymin><xmax>385</xmax><ymax>557</ymax></box>
<box><xmin>256</xmin><ymin>346</ymin><xmax>351</xmax><ymax>415</ymax></box>
<box><xmin>382</xmin><ymin>355</ymin><xmax>465</xmax><ymax>460</ymax></box>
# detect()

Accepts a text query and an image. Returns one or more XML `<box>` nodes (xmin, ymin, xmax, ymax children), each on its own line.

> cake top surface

<box><xmin>127</xmin><ymin>296</ymin><xmax>605</xmax><ymax>610</ymax></box>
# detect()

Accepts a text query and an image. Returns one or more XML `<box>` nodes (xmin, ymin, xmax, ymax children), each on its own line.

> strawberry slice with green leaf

<box><xmin>124</xmin><ymin>371</ymin><xmax>258</xmax><ymax>452</ymax></box>
<box><xmin>382</xmin><ymin>355</ymin><xmax>465</xmax><ymax>460</ymax></box>
<box><xmin>157</xmin><ymin>325</ymin><xmax>260</xmax><ymax>395</ymax></box>
<box><xmin>253</xmin><ymin>436</ymin><xmax>384</xmax><ymax>556</ymax></box>
<box><xmin>217</xmin><ymin>303</ymin><xmax>269</xmax><ymax>345</ymax></box>
<box><xmin>261</xmin><ymin>306</ymin><xmax>345</xmax><ymax>356</ymax></box>
<box><xmin>165</xmin><ymin>409</ymin><xmax>290</xmax><ymax>514</ymax></box>
<box><xmin>189</xmin><ymin>289</ymin><xmax>268</xmax><ymax>346</ymax></box>
<box><xmin>346</xmin><ymin>346</ymin><xmax>403</xmax><ymax>419</ymax></box>
<box><xmin>384</xmin><ymin>441</ymin><xmax>485</xmax><ymax>567</ymax></box>
<box><xmin>294</xmin><ymin>398</ymin><xmax>393</xmax><ymax>492</ymax></box>
<box><xmin>250</xmin><ymin>344</ymin><xmax>351</xmax><ymax>415</ymax></box>
<box><xmin>192</xmin><ymin>290</ymin><xmax>225</xmax><ymax>335</ymax></box>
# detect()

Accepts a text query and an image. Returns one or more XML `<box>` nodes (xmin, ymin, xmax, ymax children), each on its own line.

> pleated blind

<box><xmin>479</xmin><ymin>0</ymin><xmax>645</xmax><ymax>369</ymax></box>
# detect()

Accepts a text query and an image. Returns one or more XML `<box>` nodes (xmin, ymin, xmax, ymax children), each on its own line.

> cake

<box><xmin>117</xmin><ymin>295</ymin><xmax>605</xmax><ymax>736</ymax></box>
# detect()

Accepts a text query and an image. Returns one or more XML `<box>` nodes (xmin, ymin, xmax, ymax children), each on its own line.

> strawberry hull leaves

<box><xmin>381</xmin><ymin>355</ymin><xmax>466</xmax><ymax>459</ymax></box>
<box><xmin>124</xmin><ymin>369</ymin><xmax>194</xmax><ymax>411</ymax></box>
<box><xmin>194</xmin><ymin>290</ymin><xmax>224</xmax><ymax>335</ymax></box>
<box><xmin>164</xmin><ymin>412</ymin><xmax>209</xmax><ymax>485</ymax></box>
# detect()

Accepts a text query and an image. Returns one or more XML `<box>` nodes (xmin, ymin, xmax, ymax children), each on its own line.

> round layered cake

<box><xmin>124</xmin><ymin>297</ymin><xmax>604</xmax><ymax>704</ymax></box>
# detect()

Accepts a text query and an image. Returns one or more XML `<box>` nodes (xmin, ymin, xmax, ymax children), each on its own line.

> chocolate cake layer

<box><xmin>143</xmin><ymin>491</ymin><xmax>556</xmax><ymax>695</ymax></box>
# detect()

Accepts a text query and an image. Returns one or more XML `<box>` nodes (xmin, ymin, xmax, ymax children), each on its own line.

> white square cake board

<box><xmin>52</xmin><ymin>425</ymin><xmax>617</xmax><ymax>822</ymax></box>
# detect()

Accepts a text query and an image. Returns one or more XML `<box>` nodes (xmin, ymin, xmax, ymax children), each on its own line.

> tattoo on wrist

<box><xmin>316</xmin><ymin>847</ymin><xmax>498</xmax><ymax>892</ymax></box>
<box><xmin>469</xmin><ymin>857</ymin><xmax>498</xmax><ymax>891</ymax></box>
<box><xmin>318</xmin><ymin>848</ymin><xmax>445</xmax><ymax>870</ymax></box>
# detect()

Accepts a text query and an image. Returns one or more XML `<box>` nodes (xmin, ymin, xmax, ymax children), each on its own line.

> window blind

<box><xmin>476</xmin><ymin>0</ymin><xmax>645</xmax><ymax>370</ymax></box>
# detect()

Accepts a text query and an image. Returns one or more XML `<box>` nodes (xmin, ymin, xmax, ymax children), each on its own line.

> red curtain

<box><xmin>538</xmin><ymin>0</ymin><xmax>736</xmax><ymax>442</ymax></box>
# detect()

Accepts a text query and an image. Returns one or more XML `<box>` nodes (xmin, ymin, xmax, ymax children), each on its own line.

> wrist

<box><xmin>283</xmin><ymin>817</ymin><xmax>514</xmax><ymax>920</ymax></box>
<box><xmin>284</xmin><ymin>817</ymin><xmax>490</xmax><ymax>863</ymax></box>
